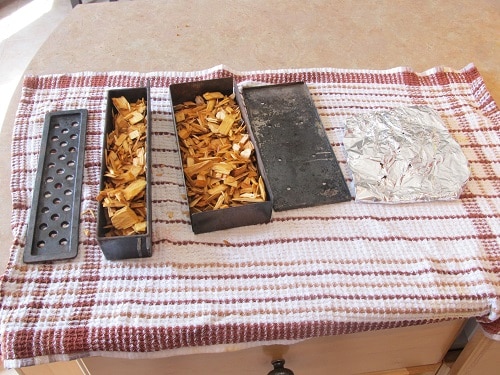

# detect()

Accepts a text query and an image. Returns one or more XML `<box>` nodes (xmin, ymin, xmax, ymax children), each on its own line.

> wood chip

<box><xmin>97</xmin><ymin>96</ymin><xmax>148</xmax><ymax>236</ymax></box>
<box><xmin>175</xmin><ymin>91</ymin><xmax>267</xmax><ymax>212</ymax></box>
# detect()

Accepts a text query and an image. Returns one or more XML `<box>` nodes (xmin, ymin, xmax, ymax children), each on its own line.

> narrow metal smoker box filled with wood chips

<box><xmin>97</xmin><ymin>86</ymin><xmax>153</xmax><ymax>259</ymax></box>
<box><xmin>169</xmin><ymin>78</ymin><xmax>273</xmax><ymax>234</ymax></box>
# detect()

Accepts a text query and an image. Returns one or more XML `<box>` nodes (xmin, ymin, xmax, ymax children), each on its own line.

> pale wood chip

<box><xmin>203</xmin><ymin>91</ymin><xmax>225</xmax><ymax>100</ymax></box>
<box><xmin>111</xmin><ymin>206</ymin><xmax>140</xmax><ymax>230</ymax></box>
<box><xmin>123</xmin><ymin>179</ymin><xmax>147</xmax><ymax>201</ymax></box>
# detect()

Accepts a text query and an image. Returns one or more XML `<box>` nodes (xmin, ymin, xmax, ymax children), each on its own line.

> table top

<box><xmin>1</xmin><ymin>0</ymin><xmax>499</xmax><ymax>368</ymax></box>
<box><xmin>17</xmin><ymin>0</ymin><xmax>500</xmax><ymax>94</ymax></box>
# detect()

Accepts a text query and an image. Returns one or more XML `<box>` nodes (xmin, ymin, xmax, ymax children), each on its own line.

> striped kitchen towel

<box><xmin>0</xmin><ymin>64</ymin><xmax>498</xmax><ymax>368</ymax></box>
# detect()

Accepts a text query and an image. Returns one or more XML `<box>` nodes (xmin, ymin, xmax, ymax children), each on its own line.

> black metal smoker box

<box><xmin>170</xmin><ymin>78</ymin><xmax>351</xmax><ymax>234</ymax></box>
<box><xmin>97</xmin><ymin>87</ymin><xmax>152</xmax><ymax>260</ymax></box>
<box><xmin>169</xmin><ymin>77</ymin><xmax>273</xmax><ymax>234</ymax></box>
<box><xmin>239</xmin><ymin>82</ymin><xmax>351</xmax><ymax>211</ymax></box>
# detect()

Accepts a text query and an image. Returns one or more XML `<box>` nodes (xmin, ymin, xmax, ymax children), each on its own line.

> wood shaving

<box><xmin>97</xmin><ymin>96</ymin><xmax>148</xmax><ymax>236</ymax></box>
<box><xmin>174</xmin><ymin>91</ymin><xmax>266</xmax><ymax>212</ymax></box>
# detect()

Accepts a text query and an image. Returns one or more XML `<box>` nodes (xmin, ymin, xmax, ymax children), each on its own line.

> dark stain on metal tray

<box><xmin>241</xmin><ymin>83</ymin><xmax>351</xmax><ymax>211</ymax></box>
<box><xmin>24</xmin><ymin>109</ymin><xmax>88</xmax><ymax>263</ymax></box>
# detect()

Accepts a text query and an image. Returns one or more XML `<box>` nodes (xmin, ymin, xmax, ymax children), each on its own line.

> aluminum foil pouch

<box><xmin>344</xmin><ymin>106</ymin><xmax>470</xmax><ymax>203</ymax></box>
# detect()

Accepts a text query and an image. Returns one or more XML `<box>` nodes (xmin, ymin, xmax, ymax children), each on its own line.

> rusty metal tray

<box><xmin>24</xmin><ymin>109</ymin><xmax>88</xmax><ymax>263</ymax></box>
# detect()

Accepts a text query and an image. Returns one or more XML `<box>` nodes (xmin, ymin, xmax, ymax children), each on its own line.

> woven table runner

<box><xmin>1</xmin><ymin>64</ymin><xmax>499</xmax><ymax>368</ymax></box>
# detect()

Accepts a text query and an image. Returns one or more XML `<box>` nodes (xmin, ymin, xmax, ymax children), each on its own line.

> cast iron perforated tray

<box><xmin>97</xmin><ymin>87</ymin><xmax>152</xmax><ymax>259</ymax></box>
<box><xmin>24</xmin><ymin>109</ymin><xmax>87</xmax><ymax>263</ymax></box>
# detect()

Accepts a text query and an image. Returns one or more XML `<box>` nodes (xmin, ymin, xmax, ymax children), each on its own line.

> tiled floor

<box><xmin>0</xmin><ymin>1</ymin><xmax>106</xmax><ymax>373</ymax></box>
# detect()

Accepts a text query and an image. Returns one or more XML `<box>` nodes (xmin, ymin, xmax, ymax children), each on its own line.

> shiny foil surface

<box><xmin>344</xmin><ymin>106</ymin><xmax>470</xmax><ymax>203</ymax></box>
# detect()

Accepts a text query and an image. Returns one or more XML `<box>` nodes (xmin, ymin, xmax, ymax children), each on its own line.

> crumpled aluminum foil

<box><xmin>343</xmin><ymin>106</ymin><xmax>470</xmax><ymax>203</ymax></box>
